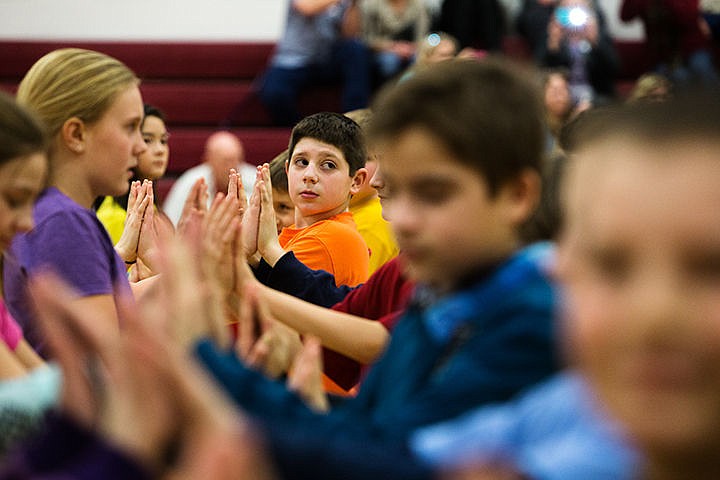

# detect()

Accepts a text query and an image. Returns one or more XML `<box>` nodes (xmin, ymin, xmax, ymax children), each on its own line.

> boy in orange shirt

<box><xmin>252</xmin><ymin>112</ymin><xmax>369</xmax><ymax>288</ymax></box>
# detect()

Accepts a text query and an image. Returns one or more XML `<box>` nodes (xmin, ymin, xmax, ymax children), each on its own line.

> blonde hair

<box><xmin>627</xmin><ymin>73</ymin><xmax>671</xmax><ymax>103</ymax></box>
<box><xmin>16</xmin><ymin>48</ymin><xmax>139</xmax><ymax>139</ymax></box>
<box><xmin>415</xmin><ymin>32</ymin><xmax>458</xmax><ymax>67</ymax></box>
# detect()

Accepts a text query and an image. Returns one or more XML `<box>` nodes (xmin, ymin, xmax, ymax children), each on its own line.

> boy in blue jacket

<box><xmin>196</xmin><ymin>57</ymin><xmax>559</xmax><ymax>446</ymax></box>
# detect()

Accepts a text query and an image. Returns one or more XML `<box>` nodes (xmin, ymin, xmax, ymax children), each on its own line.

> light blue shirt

<box><xmin>411</xmin><ymin>372</ymin><xmax>642</xmax><ymax>480</ymax></box>
<box><xmin>273</xmin><ymin>0</ymin><xmax>350</xmax><ymax>68</ymax></box>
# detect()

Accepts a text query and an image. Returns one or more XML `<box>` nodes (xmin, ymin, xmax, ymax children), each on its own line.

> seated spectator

<box><xmin>360</xmin><ymin>0</ymin><xmax>431</xmax><ymax>84</ymax></box>
<box><xmin>202</xmin><ymin>58</ymin><xmax>558</xmax><ymax>452</ymax></box>
<box><xmin>96</xmin><ymin>104</ymin><xmax>171</xmax><ymax>245</ymax></box>
<box><xmin>344</xmin><ymin>108</ymin><xmax>399</xmax><ymax>274</ymax></box>
<box><xmin>399</xmin><ymin>31</ymin><xmax>459</xmax><ymax>81</ymax></box>
<box><xmin>701</xmin><ymin>0</ymin><xmax>720</xmax><ymax>42</ymax></box>
<box><xmin>163</xmin><ymin>131</ymin><xmax>255</xmax><ymax>226</ymax></box>
<box><xmin>0</xmin><ymin>92</ymin><xmax>61</xmax><ymax>455</ymax></box>
<box><xmin>258</xmin><ymin>0</ymin><xmax>371</xmax><ymax>126</ymax></box>
<box><xmin>621</xmin><ymin>0</ymin><xmax>719</xmax><ymax>86</ymax></box>
<box><xmin>626</xmin><ymin>72</ymin><xmax>672</xmax><ymax>103</ymax></box>
<box><xmin>249</xmin><ymin>112</ymin><xmax>370</xmax><ymax>289</ymax></box>
<box><xmin>4</xmin><ymin>48</ymin><xmax>150</xmax><ymax>354</ymax></box>
<box><xmin>517</xmin><ymin>0</ymin><xmax>557</xmax><ymax>58</ymax></box>
<box><xmin>542</xmin><ymin>68</ymin><xmax>589</xmax><ymax>151</ymax></box>
<box><xmin>539</xmin><ymin>0</ymin><xmax>619</xmax><ymax>104</ymax></box>
<box><xmin>433</xmin><ymin>0</ymin><xmax>506</xmax><ymax>51</ymax></box>
<box><xmin>546</xmin><ymin>94</ymin><xmax>720</xmax><ymax>480</ymax></box>
<box><xmin>269</xmin><ymin>150</ymin><xmax>295</xmax><ymax>235</ymax></box>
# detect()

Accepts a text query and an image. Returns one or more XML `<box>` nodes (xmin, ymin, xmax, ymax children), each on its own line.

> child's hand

<box><xmin>256</xmin><ymin>166</ymin><xmax>286</xmax><ymax>266</ymax></box>
<box><xmin>227</xmin><ymin>168</ymin><xmax>248</xmax><ymax>218</ymax></box>
<box><xmin>202</xmin><ymin>192</ymin><xmax>240</xmax><ymax>300</ymax></box>
<box><xmin>137</xmin><ymin>180</ymin><xmax>160</xmax><ymax>272</ymax></box>
<box><xmin>287</xmin><ymin>336</ymin><xmax>330</xmax><ymax>412</ymax></box>
<box><xmin>241</xmin><ymin>170</ymin><xmax>262</xmax><ymax>260</ymax></box>
<box><xmin>115</xmin><ymin>181</ymin><xmax>150</xmax><ymax>264</ymax></box>
<box><xmin>247</xmin><ymin>319</ymin><xmax>302</xmax><ymax>380</ymax></box>
<box><xmin>147</xmin><ymin>235</ymin><xmax>231</xmax><ymax>352</ymax></box>
<box><xmin>128</xmin><ymin>257</ymin><xmax>155</xmax><ymax>283</ymax></box>
<box><xmin>177</xmin><ymin>178</ymin><xmax>209</xmax><ymax>239</ymax></box>
<box><xmin>29</xmin><ymin>273</ymin><xmax>177</xmax><ymax>473</ymax></box>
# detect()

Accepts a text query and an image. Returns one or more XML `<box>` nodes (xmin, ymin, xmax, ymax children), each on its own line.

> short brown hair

<box><xmin>367</xmin><ymin>57</ymin><xmax>545</xmax><ymax>196</ymax></box>
<box><xmin>269</xmin><ymin>149</ymin><xmax>289</xmax><ymax>193</ymax></box>
<box><xmin>288</xmin><ymin>112</ymin><xmax>366</xmax><ymax>176</ymax></box>
<box><xmin>0</xmin><ymin>91</ymin><xmax>48</xmax><ymax>166</ymax></box>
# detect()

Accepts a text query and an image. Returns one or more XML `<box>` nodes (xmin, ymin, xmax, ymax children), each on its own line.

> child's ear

<box><xmin>349</xmin><ymin>167</ymin><xmax>368</xmax><ymax>196</ymax></box>
<box><xmin>60</xmin><ymin>117</ymin><xmax>86</xmax><ymax>155</ymax></box>
<box><xmin>501</xmin><ymin>168</ymin><xmax>542</xmax><ymax>226</ymax></box>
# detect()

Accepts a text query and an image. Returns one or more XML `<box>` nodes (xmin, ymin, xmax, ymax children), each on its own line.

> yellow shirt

<box><xmin>350</xmin><ymin>196</ymin><xmax>398</xmax><ymax>274</ymax></box>
<box><xmin>95</xmin><ymin>196</ymin><xmax>126</xmax><ymax>245</ymax></box>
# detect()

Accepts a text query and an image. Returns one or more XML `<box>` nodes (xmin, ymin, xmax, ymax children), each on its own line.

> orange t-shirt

<box><xmin>278</xmin><ymin>211</ymin><xmax>369</xmax><ymax>288</ymax></box>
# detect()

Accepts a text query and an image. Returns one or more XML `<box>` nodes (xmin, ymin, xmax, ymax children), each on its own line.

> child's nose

<box><xmin>303</xmin><ymin>165</ymin><xmax>319</xmax><ymax>183</ymax></box>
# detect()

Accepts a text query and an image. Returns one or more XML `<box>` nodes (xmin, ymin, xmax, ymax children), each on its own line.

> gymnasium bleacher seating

<box><xmin>0</xmin><ymin>41</ymin><xmax>338</xmax><ymax>202</ymax></box>
<box><xmin>0</xmin><ymin>37</ymin><xmax>653</xmax><ymax>201</ymax></box>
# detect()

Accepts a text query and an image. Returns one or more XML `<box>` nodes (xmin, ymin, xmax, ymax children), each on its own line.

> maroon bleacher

<box><xmin>0</xmin><ymin>41</ymin><xmax>344</xmax><ymax>202</ymax></box>
<box><xmin>0</xmin><ymin>38</ymin><xmax>655</xmax><ymax>200</ymax></box>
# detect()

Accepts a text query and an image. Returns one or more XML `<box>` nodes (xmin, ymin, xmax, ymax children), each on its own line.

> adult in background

<box><xmin>361</xmin><ymin>0</ymin><xmax>431</xmax><ymax>84</ymax></box>
<box><xmin>538</xmin><ymin>0</ymin><xmax>619</xmax><ymax>105</ymax></box>
<box><xmin>163</xmin><ymin>131</ymin><xmax>255</xmax><ymax>226</ymax></box>
<box><xmin>621</xmin><ymin>0</ymin><xmax>719</xmax><ymax>86</ymax></box>
<box><xmin>4</xmin><ymin>48</ymin><xmax>148</xmax><ymax>354</ymax></box>
<box><xmin>258</xmin><ymin>0</ymin><xmax>371</xmax><ymax>126</ymax></box>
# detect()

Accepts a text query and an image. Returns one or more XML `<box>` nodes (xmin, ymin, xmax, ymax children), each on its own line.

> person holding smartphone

<box><xmin>539</xmin><ymin>0</ymin><xmax>619</xmax><ymax>106</ymax></box>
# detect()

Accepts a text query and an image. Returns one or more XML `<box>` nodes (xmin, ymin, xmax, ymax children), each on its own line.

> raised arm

<box><xmin>293</xmin><ymin>0</ymin><xmax>342</xmax><ymax>16</ymax></box>
<box><xmin>258</xmin><ymin>284</ymin><xmax>389</xmax><ymax>365</ymax></box>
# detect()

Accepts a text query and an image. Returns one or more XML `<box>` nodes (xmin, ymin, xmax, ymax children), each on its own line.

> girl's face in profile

<box><xmin>83</xmin><ymin>85</ymin><xmax>146</xmax><ymax>197</ymax></box>
<box><xmin>137</xmin><ymin>115</ymin><xmax>169</xmax><ymax>181</ymax></box>
<box><xmin>558</xmin><ymin>137</ymin><xmax>720</xmax><ymax>469</ymax></box>
<box><xmin>0</xmin><ymin>152</ymin><xmax>47</xmax><ymax>253</ymax></box>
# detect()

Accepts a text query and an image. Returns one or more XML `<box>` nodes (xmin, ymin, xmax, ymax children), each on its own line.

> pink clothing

<box><xmin>0</xmin><ymin>300</ymin><xmax>22</xmax><ymax>350</ymax></box>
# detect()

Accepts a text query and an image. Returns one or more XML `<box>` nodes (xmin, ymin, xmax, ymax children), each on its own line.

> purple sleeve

<box><xmin>24</xmin><ymin>211</ymin><xmax>117</xmax><ymax>296</ymax></box>
<box><xmin>0</xmin><ymin>301</ymin><xmax>22</xmax><ymax>350</ymax></box>
<box><xmin>0</xmin><ymin>412</ymin><xmax>153</xmax><ymax>480</ymax></box>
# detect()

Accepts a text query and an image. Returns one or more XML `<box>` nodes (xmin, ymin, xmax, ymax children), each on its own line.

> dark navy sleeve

<box><xmin>254</xmin><ymin>252</ymin><xmax>356</xmax><ymax>308</ymax></box>
<box><xmin>266</xmin><ymin>422</ymin><xmax>437</xmax><ymax>480</ymax></box>
<box><xmin>194</xmin><ymin>339</ymin><xmax>341</xmax><ymax>425</ymax></box>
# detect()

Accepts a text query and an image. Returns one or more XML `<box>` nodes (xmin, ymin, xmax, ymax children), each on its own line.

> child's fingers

<box><xmin>28</xmin><ymin>272</ymin><xmax>111</xmax><ymax>425</ymax></box>
<box><xmin>235</xmin><ymin>283</ymin><xmax>260</xmax><ymax>359</ymax></box>
<box><xmin>227</xmin><ymin>168</ymin><xmax>238</xmax><ymax>199</ymax></box>
<box><xmin>246</xmin><ymin>332</ymin><xmax>272</xmax><ymax>372</ymax></box>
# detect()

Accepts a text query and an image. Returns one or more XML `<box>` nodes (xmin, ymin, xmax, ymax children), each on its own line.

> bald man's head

<box><xmin>204</xmin><ymin>131</ymin><xmax>245</xmax><ymax>193</ymax></box>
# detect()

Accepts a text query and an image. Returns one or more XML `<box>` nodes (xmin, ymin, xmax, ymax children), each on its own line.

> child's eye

<box><xmin>279</xmin><ymin>203</ymin><xmax>294</xmax><ymax>212</ymax></box>
<box><xmin>321</xmin><ymin>161</ymin><xmax>337</xmax><ymax>170</ymax></box>
<box><xmin>589</xmin><ymin>249</ymin><xmax>630</xmax><ymax>284</ymax></box>
<box><xmin>686</xmin><ymin>254</ymin><xmax>720</xmax><ymax>283</ymax></box>
<box><xmin>293</xmin><ymin>158</ymin><xmax>308</xmax><ymax>167</ymax></box>
<box><xmin>418</xmin><ymin>187</ymin><xmax>452</xmax><ymax>204</ymax></box>
<box><xmin>4</xmin><ymin>192</ymin><xmax>30</xmax><ymax>210</ymax></box>
<box><xmin>142</xmin><ymin>135</ymin><xmax>153</xmax><ymax>145</ymax></box>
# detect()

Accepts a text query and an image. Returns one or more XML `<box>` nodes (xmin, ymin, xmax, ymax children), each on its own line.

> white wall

<box><xmin>0</xmin><ymin>0</ymin><xmax>287</xmax><ymax>41</ymax></box>
<box><xmin>0</xmin><ymin>0</ymin><xmax>641</xmax><ymax>42</ymax></box>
